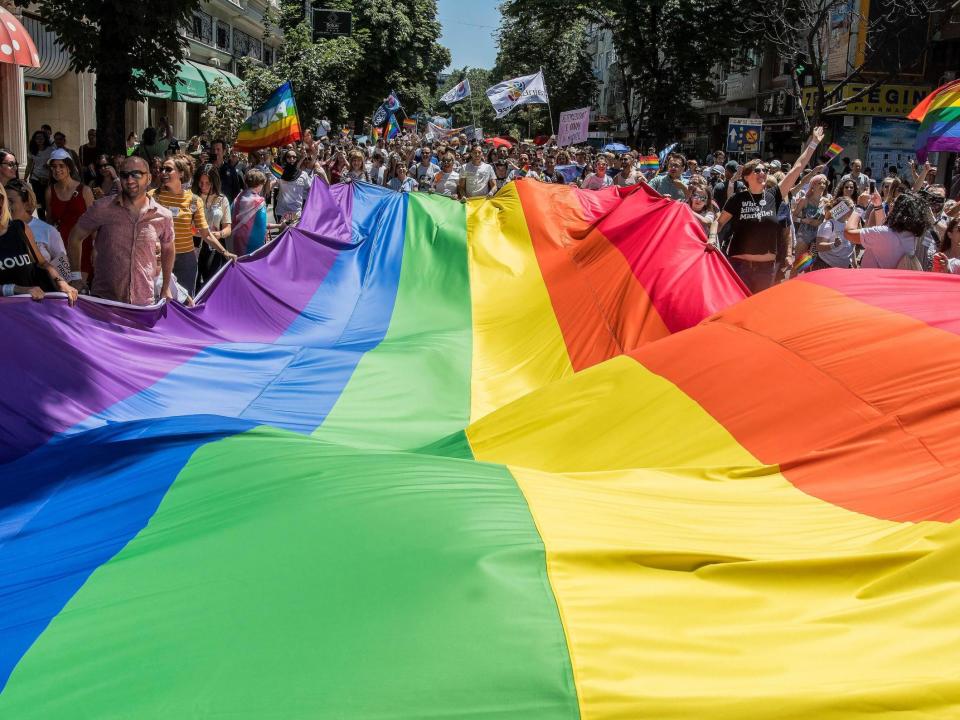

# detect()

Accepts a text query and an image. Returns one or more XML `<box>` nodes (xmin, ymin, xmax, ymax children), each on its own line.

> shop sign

<box><xmin>801</xmin><ymin>84</ymin><xmax>930</xmax><ymax>117</ymax></box>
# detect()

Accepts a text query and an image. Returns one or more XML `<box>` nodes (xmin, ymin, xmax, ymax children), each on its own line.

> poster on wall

<box><xmin>868</xmin><ymin>118</ymin><xmax>919</xmax><ymax>177</ymax></box>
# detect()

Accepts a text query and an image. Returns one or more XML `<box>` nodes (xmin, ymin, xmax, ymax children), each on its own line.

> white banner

<box><xmin>556</xmin><ymin>106</ymin><xmax>590</xmax><ymax>146</ymax></box>
<box><xmin>485</xmin><ymin>70</ymin><xmax>549</xmax><ymax>119</ymax></box>
<box><xmin>440</xmin><ymin>78</ymin><xmax>471</xmax><ymax>105</ymax></box>
<box><xmin>425</xmin><ymin>121</ymin><xmax>464</xmax><ymax>141</ymax></box>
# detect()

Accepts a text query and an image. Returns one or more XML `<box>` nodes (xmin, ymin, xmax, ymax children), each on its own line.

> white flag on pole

<box><xmin>440</xmin><ymin>78</ymin><xmax>471</xmax><ymax>105</ymax></box>
<box><xmin>485</xmin><ymin>70</ymin><xmax>549</xmax><ymax>119</ymax></box>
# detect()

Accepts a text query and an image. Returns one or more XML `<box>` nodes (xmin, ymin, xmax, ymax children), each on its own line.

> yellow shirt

<box><xmin>149</xmin><ymin>189</ymin><xmax>208</xmax><ymax>254</ymax></box>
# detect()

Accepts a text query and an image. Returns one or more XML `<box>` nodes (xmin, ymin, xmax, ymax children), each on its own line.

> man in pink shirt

<box><xmin>67</xmin><ymin>156</ymin><xmax>175</xmax><ymax>306</ymax></box>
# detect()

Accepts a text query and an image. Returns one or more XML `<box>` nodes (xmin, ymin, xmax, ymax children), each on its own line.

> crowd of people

<box><xmin>0</xmin><ymin>119</ymin><xmax>957</xmax><ymax>308</ymax></box>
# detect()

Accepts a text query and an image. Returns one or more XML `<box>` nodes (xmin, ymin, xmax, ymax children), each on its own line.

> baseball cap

<box><xmin>47</xmin><ymin>148</ymin><xmax>72</xmax><ymax>164</ymax></box>
<box><xmin>769</xmin><ymin>160</ymin><xmax>782</xmax><ymax>170</ymax></box>
<box><xmin>724</xmin><ymin>160</ymin><xmax>739</xmax><ymax>172</ymax></box>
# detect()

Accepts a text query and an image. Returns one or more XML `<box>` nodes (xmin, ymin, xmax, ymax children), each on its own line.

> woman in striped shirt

<box><xmin>150</xmin><ymin>154</ymin><xmax>235</xmax><ymax>294</ymax></box>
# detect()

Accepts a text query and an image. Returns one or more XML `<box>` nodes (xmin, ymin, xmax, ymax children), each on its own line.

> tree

<box><xmin>319</xmin><ymin>0</ymin><xmax>451</xmax><ymax>128</ymax></box>
<box><xmin>492</xmin><ymin>8</ymin><xmax>598</xmax><ymax>138</ymax></box>
<box><xmin>241</xmin><ymin>0</ymin><xmax>358</xmax><ymax>129</ymax></box>
<box><xmin>201</xmin><ymin>82</ymin><xmax>251</xmax><ymax>147</ymax></box>
<box><xmin>501</xmin><ymin>0</ymin><xmax>744</xmax><ymax>146</ymax></box>
<box><xmin>432</xmin><ymin>68</ymin><xmax>499</xmax><ymax>135</ymax></box>
<box><xmin>21</xmin><ymin>0</ymin><xmax>200</xmax><ymax>153</ymax></box>
<box><xmin>739</xmin><ymin>0</ymin><xmax>952</xmax><ymax>133</ymax></box>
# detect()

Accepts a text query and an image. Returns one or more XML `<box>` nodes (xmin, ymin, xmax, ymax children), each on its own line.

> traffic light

<box><xmin>794</xmin><ymin>54</ymin><xmax>811</xmax><ymax>83</ymax></box>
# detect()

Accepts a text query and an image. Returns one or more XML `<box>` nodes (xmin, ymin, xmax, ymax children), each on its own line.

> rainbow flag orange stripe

<box><xmin>909</xmin><ymin>79</ymin><xmax>960</xmax><ymax>161</ymax></box>
<box><xmin>234</xmin><ymin>81</ymin><xmax>302</xmax><ymax>151</ymax></box>
<box><xmin>2</xmin><ymin>179</ymin><xmax>958</xmax><ymax>718</ymax></box>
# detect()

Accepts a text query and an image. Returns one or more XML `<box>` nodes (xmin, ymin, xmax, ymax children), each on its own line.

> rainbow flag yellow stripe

<box><xmin>234</xmin><ymin>81</ymin><xmax>302</xmax><ymax>151</ymax></box>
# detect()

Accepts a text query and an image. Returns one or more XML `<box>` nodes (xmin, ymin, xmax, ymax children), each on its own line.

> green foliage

<box><xmin>492</xmin><ymin>9</ymin><xmax>598</xmax><ymax>137</ymax></box>
<box><xmin>200</xmin><ymin>81</ymin><xmax>251</xmax><ymax>147</ymax></box>
<box><xmin>243</xmin><ymin>0</ymin><xmax>448</xmax><ymax>131</ymax></box>
<box><xmin>432</xmin><ymin>68</ymin><xmax>498</xmax><ymax>135</ymax></box>
<box><xmin>331</xmin><ymin>0</ymin><xmax>451</xmax><ymax>125</ymax></box>
<box><xmin>501</xmin><ymin>0</ymin><xmax>741</xmax><ymax>145</ymax></box>
<box><xmin>23</xmin><ymin>0</ymin><xmax>201</xmax><ymax>151</ymax></box>
<box><xmin>241</xmin><ymin>1</ymin><xmax>359</xmax><ymax>129</ymax></box>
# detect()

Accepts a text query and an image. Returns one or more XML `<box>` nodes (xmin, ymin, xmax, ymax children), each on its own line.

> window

<box><xmin>216</xmin><ymin>21</ymin><xmax>230</xmax><ymax>51</ymax></box>
<box><xmin>233</xmin><ymin>28</ymin><xmax>261</xmax><ymax>61</ymax></box>
<box><xmin>189</xmin><ymin>11</ymin><xmax>213</xmax><ymax>44</ymax></box>
<box><xmin>263</xmin><ymin>47</ymin><xmax>274</xmax><ymax>66</ymax></box>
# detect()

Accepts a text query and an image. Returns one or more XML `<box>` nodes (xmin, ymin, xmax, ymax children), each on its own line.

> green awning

<box><xmin>187</xmin><ymin>61</ymin><xmax>242</xmax><ymax>91</ymax></box>
<box><xmin>137</xmin><ymin>61</ymin><xmax>242</xmax><ymax>105</ymax></box>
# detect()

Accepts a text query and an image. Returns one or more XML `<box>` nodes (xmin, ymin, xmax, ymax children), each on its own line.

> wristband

<box><xmin>2</xmin><ymin>284</ymin><xmax>14</xmax><ymax>297</ymax></box>
<box><xmin>68</xmin><ymin>271</ymin><xmax>82</xmax><ymax>281</ymax></box>
<box><xmin>806</xmin><ymin>141</ymin><xmax>819</xmax><ymax>151</ymax></box>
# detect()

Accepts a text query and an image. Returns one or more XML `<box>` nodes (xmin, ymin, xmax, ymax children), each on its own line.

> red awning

<box><xmin>0</xmin><ymin>8</ymin><xmax>39</xmax><ymax>68</ymax></box>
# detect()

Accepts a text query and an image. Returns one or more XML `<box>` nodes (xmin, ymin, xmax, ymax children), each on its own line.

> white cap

<box><xmin>47</xmin><ymin>148</ymin><xmax>72</xmax><ymax>164</ymax></box>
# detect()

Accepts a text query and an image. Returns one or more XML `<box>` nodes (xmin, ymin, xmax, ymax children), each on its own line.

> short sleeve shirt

<box><xmin>461</xmin><ymin>161</ymin><xmax>495</xmax><ymax>198</ymax></box>
<box><xmin>76</xmin><ymin>194</ymin><xmax>175</xmax><ymax>306</ymax></box>
<box><xmin>150</xmin><ymin>189</ymin><xmax>207</xmax><ymax>254</ymax></box>
<box><xmin>858</xmin><ymin>226</ymin><xmax>919</xmax><ymax>269</ymax></box>
<box><xmin>723</xmin><ymin>186</ymin><xmax>784</xmax><ymax>257</ymax></box>
<box><xmin>649</xmin><ymin>173</ymin><xmax>687</xmax><ymax>201</ymax></box>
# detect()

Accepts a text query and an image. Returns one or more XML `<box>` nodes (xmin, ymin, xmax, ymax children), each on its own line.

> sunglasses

<box><xmin>117</xmin><ymin>170</ymin><xmax>145</xmax><ymax>180</ymax></box>
<box><xmin>754</xmin><ymin>168</ymin><xmax>768</xmax><ymax>174</ymax></box>
<box><xmin>160</xmin><ymin>167</ymin><xmax>176</xmax><ymax>174</ymax></box>
<box><xmin>691</xmin><ymin>194</ymin><xmax>708</xmax><ymax>201</ymax></box>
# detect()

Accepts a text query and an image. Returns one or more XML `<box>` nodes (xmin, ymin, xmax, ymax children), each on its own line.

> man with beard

<box><xmin>67</xmin><ymin>155</ymin><xmax>175</xmax><ymax>305</ymax></box>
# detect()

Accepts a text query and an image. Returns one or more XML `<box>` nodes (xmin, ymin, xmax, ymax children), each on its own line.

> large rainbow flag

<box><xmin>233</xmin><ymin>81</ymin><xmax>302</xmax><ymax>151</ymax></box>
<box><xmin>909</xmin><ymin>78</ymin><xmax>960</xmax><ymax>162</ymax></box>
<box><xmin>2</xmin><ymin>179</ymin><xmax>960</xmax><ymax>718</ymax></box>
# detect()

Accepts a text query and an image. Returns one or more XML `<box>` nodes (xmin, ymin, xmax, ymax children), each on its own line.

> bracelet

<box><xmin>806</xmin><ymin>141</ymin><xmax>819</xmax><ymax>151</ymax></box>
<box><xmin>2</xmin><ymin>284</ymin><xmax>14</xmax><ymax>297</ymax></box>
<box><xmin>68</xmin><ymin>271</ymin><xmax>82</xmax><ymax>281</ymax></box>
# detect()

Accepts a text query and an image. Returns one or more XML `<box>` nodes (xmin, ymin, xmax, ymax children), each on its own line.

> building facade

<box><xmin>0</xmin><ymin>0</ymin><xmax>280</xmax><ymax>170</ymax></box>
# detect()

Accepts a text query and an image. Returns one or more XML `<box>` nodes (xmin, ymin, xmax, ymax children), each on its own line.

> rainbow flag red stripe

<box><xmin>909</xmin><ymin>79</ymin><xmax>960</xmax><ymax>161</ymax></box>
<box><xmin>234</xmin><ymin>82</ymin><xmax>302</xmax><ymax>151</ymax></box>
<box><xmin>825</xmin><ymin>142</ymin><xmax>843</xmax><ymax>159</ymax></box>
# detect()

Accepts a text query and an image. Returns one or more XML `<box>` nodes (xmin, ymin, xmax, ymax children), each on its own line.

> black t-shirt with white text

<box><xmin>723</xmin><ymin>186</ymin><xmax>784</xmax><ymax>257</ymax></box>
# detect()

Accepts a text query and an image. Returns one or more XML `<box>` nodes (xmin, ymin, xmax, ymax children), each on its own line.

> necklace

<box><xmin>751</xmin><ymin>190</ymin><xmax>767</xmax><ymax>207</ymax></box>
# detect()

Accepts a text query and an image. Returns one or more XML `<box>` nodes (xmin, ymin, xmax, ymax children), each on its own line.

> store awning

<box><xmin>0</xmin><ymin>7</ymin><xmax>40</xmax><ymax>68</ymax></box>
<box><xmin>20</xmin><ymin>16</ymin><xmax>70</xmax><ymax>80</ymax></box>
<box><xmin>140</xmin><ymin>60</ymin><xmax>242</xmax><ymax>104</ymax></box>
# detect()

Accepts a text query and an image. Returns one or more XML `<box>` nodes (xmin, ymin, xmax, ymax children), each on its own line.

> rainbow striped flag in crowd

<box><xmin>269</xmin><ymin>160</ymin><xmax>283</xmax><ymax>180</ymax></box>
<box><xmin>909</xmin><ymin>78</ymin><xmax>960</xmax><ymax>162</ymax></box>
<box><xmin>385</xmin><ymin>113</ymin><xmax>400</xmax><ymax>140</ymax></box>
<box><xmin>2</xmin><ymin>179</ymin><xmax>959</xmax><ymax>718</ymax></box>
<box><xmin>639</xmin><ymin>154</ymin><xmax>659</xmax><ymax>173</ymax></box>
<box><xmin>402</xmin><ymin>117</ymin><xmax>416</xmax><ymax>130</ymax></box>
<box><xmin>824</xmin><ymin>142</ymin><xmax>844</xmax><ymax>161</ymax></box>
<box><xmin>233</xmin><ymin>81</ymin><xmax>302</xmax><ymax>151</ymax></box>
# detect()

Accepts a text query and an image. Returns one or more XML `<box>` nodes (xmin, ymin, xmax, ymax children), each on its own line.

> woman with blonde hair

<box><xmin>341</xmin><ymin>149</ymin><xmax>370</xmax><ymax>183</ymax></box>
<box><xmin>0</xmin><ymin>183</ymin><xmax>77</xmax><ymax>304</ymax></box>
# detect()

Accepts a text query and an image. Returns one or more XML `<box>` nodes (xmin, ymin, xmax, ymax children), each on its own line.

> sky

<box><xmin>436</xmin><ymin>0</ymin><xmax>501</xmax><ymax>72</ymax></box>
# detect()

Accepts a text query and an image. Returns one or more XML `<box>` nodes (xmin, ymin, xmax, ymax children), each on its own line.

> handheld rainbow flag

<box><xmin>793</xmin><ymin>251</ymin><xmax>815</xmax><ymax>273</ymax></box>
<box><xmin>269</xmin><ymin>160</ymin><xmax>283</xmax><ymax>180</ymax></box>
<box><xmin>402</xmin><ymin>117</ymin><xmax>417</xmax><ymax>130</ymax></box>
<box><xmin>385</xmin><ymin>113</ymin><xmax>400</xmax><ymax>140</ymax></box>
<box><xmin>639</xmin><ymin>155</ymin><xmax>659</xmax><ymax>173</ymax></box>
<box><xmin>340</xmin><ymin>126</ymin><xmax>351</xmax><ymax>138</ymax></box>
<box><xmin>233</xmin><ymin>81</ymin><xmax>302</xmax><ymax>152</ymax></box>
<box><xmin>908</xmin><ymin>79</ymin><xmax>960</xmax><ymax>162</ymax></box>
<box><xmin>824</xmin><ymin>142</ymin><xmax>844</xmax><ymax>161</ymax></box>
<box><xmin>371</xmin><ymin>126</ymin><xmax>381</xmax><ymax>142</ymax></box>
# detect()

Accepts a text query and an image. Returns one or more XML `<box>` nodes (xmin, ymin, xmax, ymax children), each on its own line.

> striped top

<box><xmin>149</xmin><ymin>189</ymin><xmax>208</xmax><ymax>254</ymax></box>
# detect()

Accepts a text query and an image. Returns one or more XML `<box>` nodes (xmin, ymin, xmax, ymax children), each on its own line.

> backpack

<box><xmin>895</xmin><ymin>236</ymin><xmax>923</xmax><ymax>272</ymax></box>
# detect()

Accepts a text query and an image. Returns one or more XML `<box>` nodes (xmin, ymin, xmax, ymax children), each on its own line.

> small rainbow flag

<box><xmin>402</xmin><ymin>117</ymin><xmax>417</xmax><ymax>130</ymax></box>
<box><xmin>340</xmin><ymin>127</ymin><xmax>351</xmax><ymax>137</ymax></box>
<box><xmin>234</xmin><ymin>81</ymin><xmax>302</xmax><ymax>152</ymax></box>
<box><xmin>386</xmin><ymin>114</ymin><xmax>400</xmax><ymax>140</ymax></box>
<box><xmin>371</xmin><ymin>127</ymin><xmax>381</xmax><ymax>142</ymax></box>
<box><xmin>824</xmin><ymin>143</ymin><xmax>843</xmax><ymax>161</ymax></box>
<box><xmin>793</xmin><ymin>252</ymin><xmax>816</xmax><ymax>273</ymax></box>
<box><xmin>909</xmin><ymin>79</ymin><xmax>960</xmax><ymax>162</ymax></box>
<box><xmin>270</xmin><ymin>161</ymin><xmax>283</xmax><ymax>180</ymax></box>
<box><xmin>639</xmin><ymin>155</ymin><xmax>659</xmax><ymax>173</ymax></box>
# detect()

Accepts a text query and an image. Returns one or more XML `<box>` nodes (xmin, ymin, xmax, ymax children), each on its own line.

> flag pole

<box><xmin>540</xmin><ymin>67</ymin><xmax>556</xmax><ymax>140</ymax></box>
<box><xmin>467</xmin><ymin>69</ymin><xmax>478</xmax><ymax>132</ymax></box>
